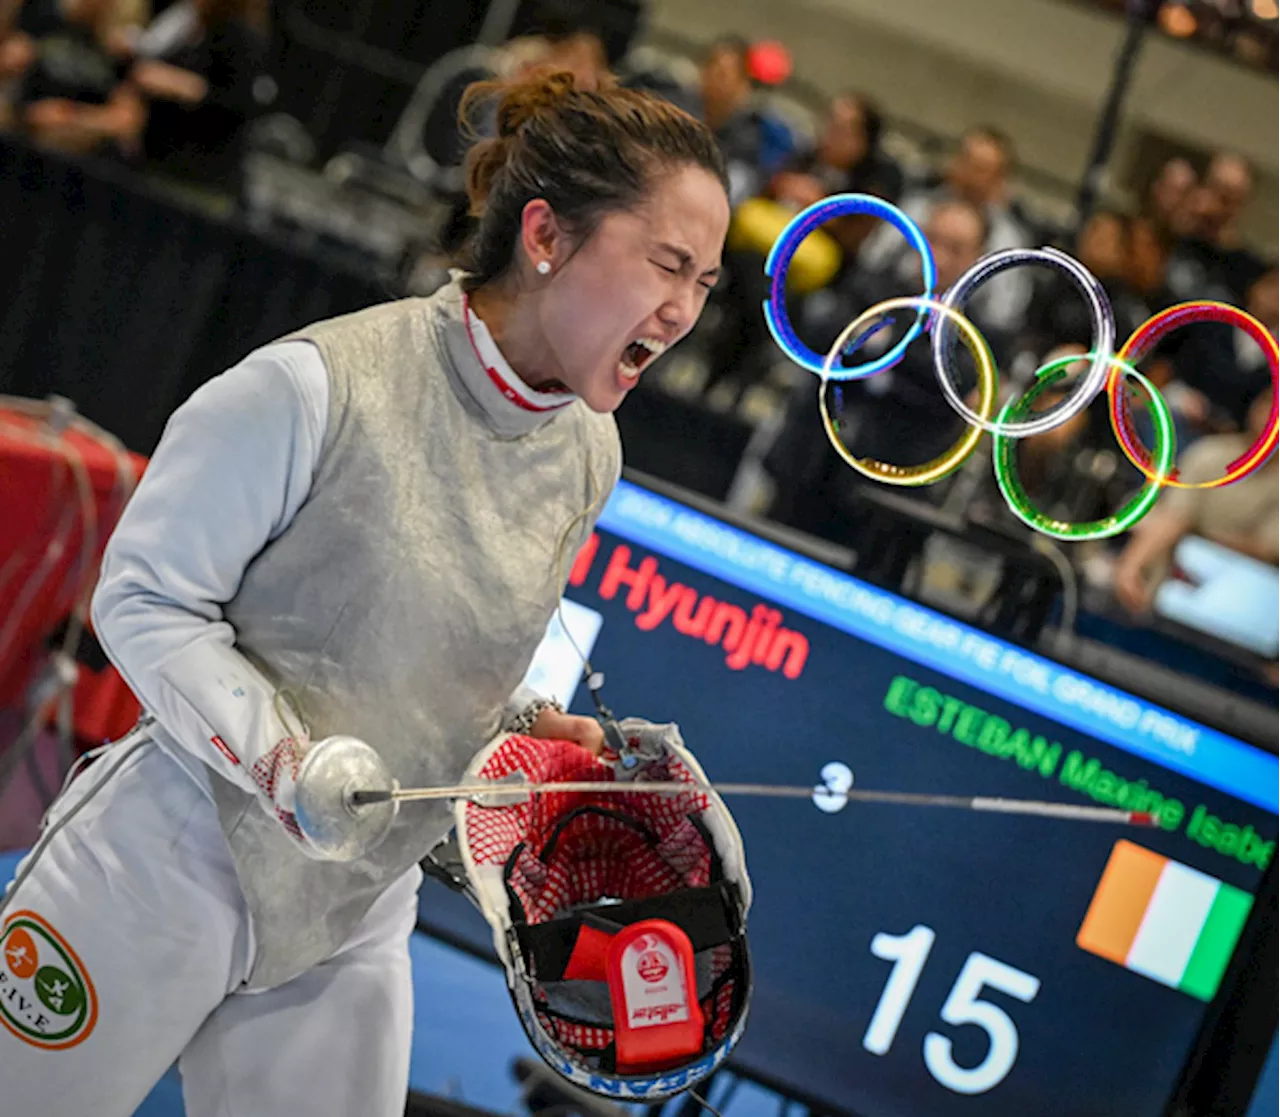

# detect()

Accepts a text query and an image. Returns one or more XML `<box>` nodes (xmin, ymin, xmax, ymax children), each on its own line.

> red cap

<box><xmin>747</xmin><ymin>40</ymin><xmax>792</xmax><ymax>86</ymax></box>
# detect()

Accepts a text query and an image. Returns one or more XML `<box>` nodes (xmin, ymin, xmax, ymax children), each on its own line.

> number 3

<box><xmin>924</xmin><ymin>953</ymin><xmax>1041</xmax><ymax>1095</ymax></box>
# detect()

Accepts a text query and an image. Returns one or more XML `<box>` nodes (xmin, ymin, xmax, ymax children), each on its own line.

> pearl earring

<box><xmin>536</xmin><ymin>260</ymin><xmax>552</xmax><ymax>275</ymax></box>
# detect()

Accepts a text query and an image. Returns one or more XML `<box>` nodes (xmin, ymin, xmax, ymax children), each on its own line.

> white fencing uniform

<box><xmin>0</xmin><ymin>277</ymin><xmax>620</xmax><ymax>1114</ymax></box>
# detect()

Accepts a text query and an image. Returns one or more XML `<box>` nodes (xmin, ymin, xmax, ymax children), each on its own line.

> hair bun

<box><xmin>460</xmin><ymin>69</ymin><xmax>584</xmax><ymax>216</ymax></box>
<box><xmin>456</xmin><ymin>65</ymin><xmax>728</xmax><ymax>283</ymax></box>
<box><xmin>493</xmin><ymin>69</ymin><xmax>579</xmax><ymax>138</ymax></box>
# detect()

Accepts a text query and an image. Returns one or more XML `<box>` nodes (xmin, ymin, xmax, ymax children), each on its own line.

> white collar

<box><xmin>462</xmin><ymin>297</ymin><xmax>577</xmax><ymax>415</ymax></box>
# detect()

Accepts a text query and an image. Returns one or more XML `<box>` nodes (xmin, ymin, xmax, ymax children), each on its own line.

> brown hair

<box><xmin>458</xmin><ymin>69</ymin><xmax>729</xmax><ymax>289</ymax></box>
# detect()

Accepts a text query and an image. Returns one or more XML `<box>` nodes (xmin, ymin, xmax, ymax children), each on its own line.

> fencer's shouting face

<box><xmin>513</xmin><ymin>165</ymin><xmax>730</xmax><ymax>413</ymax></box>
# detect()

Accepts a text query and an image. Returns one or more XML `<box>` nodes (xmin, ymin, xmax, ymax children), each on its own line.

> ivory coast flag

<box><xmin>1076</xmin><ymin>840</ymin><xmax>1254</xmax><ymax>1002</ymax></box>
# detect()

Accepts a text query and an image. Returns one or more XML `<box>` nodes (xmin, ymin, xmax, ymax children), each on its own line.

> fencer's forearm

<box><xmin>92</xmin><ymin>592</ymin><xmax>300</xmax><ymax>795</ymax></box>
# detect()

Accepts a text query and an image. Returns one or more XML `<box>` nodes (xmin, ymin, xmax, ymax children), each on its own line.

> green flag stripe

<box><xmin>1180</xmin><ymin>883</ymin><xmax>1254</xmax><ymax>1002</ymax></box>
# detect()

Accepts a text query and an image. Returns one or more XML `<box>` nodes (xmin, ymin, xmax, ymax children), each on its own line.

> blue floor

<box><xmin>1</xmin><ymin>848</ymin><xmax>780</xmax><ymax>1116</ymax></box>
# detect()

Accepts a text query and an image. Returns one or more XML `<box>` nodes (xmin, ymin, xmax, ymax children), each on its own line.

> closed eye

<box><xmin>652</xmin><ymin>259</ymin><xmax>718</xmax><ymax>291</ymax></box>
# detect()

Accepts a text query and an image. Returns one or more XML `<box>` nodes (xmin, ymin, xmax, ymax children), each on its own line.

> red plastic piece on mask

<box><xmin>562</xmin><ymin>923</ymin><xmax>615</xmax><ymax>982</ymax></box>
<box><xmin>608</xmin><ymin>919</ymin><xmax>704</xmax><ymax>1073</ymax></box>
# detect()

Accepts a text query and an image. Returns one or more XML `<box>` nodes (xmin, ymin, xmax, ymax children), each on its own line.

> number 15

<box><xmin>863</xmin><ymin>925</ymin><xmax>1041</xmax><ymax>1096</ymax></box>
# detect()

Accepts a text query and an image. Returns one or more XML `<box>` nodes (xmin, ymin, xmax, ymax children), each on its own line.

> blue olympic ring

<box><xmin>763</xmin><ymin>193</ymin><xmax>938</xmax><ymax>380</ymax></box>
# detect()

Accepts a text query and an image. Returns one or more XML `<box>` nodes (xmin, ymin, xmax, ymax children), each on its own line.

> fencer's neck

<box><xmin>468</xmin><ymin>281</ymin><xmax>565</xmax><ymax>393</ymax></box>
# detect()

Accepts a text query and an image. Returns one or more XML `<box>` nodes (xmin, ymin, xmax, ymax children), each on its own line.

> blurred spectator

<box><xmin>1029</xmin><ymin>209</ymin><xmax>1131</xmax><ymax>345</ymax></box>
<box><xmin>1123</xmin><ymin>214</ymin><xmax>1221</xmax><ymax>439</ymax></box>
<box><xmin>859</xmin><ymin>125</ymin><xmax>1032</xmax><ymax>332</ymax></box>
<box><xmin>128</xmin><ymin>0</ymin><xmax>271</xmax><ymax>187</ymax></box>
<box><xmin>12</xmin><ymin>0</ymin><xmax>143</xmax><ymax>156</ymax></box>
<box><xmin>1167</xmin><ymin>151</ymin><xmax>1267</xmax><ymax>303</ymax></box>
<box><xmin>1077</xmin><ymin>208</ymin><xmax>1127</xmax><ymax>276</ymax></box>
<box><xmin>1024</xmin><ymin>210</ymin><xmax>1204</xmax><ymax>452</ymax></box>
<box><xmin>700</xmin><ymin>89</ymin><xmax>901</xmax><ymax>403</ymax></box>
<box><xmin>770</xmin><ymin>91</ymin><xmax>902</xmax><ymax>257</ymax></box>
<box><xmin>1144</xmin><ymin>156</ymin><xmax>1198</xmax><ymax>241</ymax></box>
<box><xmin>694</xmin><ymin>35</ymin><xmax>796</xmax><ymax>205</ymax></box>
<box><xmin>1113</xmin><ymin>386</ymin><xmax>1278</xmax><ymax>614</ymax></box>
<box><xmin>698</xmin><ymin>38</ymin><xmax>748</xmax><ymax>127</ymax></box>
<box><xmin>1127</xmin><ymin>212</ymin><xmax>1177</xmax><ymax>306</ymax></box>
<box><xmin>1166</xmin><ymin>263</ymin><xmax>1278</xmax><ymax>430</ymax></box>
<box><xmin>1026</xmin><ymin>211</ymin><xmax>1160</xmax><ymax>349</ymax></box>
<box><xmin>1202</xmin><ymin>152</ymin><xmax>1253</xmax><ymax>221</ymax></box>
<box><xmin>698</xmin><ymin>36</ymin><xmax>756</xmax><ymax>198</ymax></box>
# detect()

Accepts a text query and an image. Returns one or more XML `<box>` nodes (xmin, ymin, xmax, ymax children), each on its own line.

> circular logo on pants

<box><xmin>0</xmin><ymin>911</ymin><xmax>97</xmax><ymax>1050</ymax></box>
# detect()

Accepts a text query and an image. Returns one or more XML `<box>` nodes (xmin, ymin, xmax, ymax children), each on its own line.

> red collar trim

<box><xmin>461</xmin><ymin>295</ymin><xmax>574</xmax><ymax>414</ymax></box>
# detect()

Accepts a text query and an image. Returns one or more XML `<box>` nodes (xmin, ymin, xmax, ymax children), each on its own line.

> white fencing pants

<box><xmin>0</xmin><ymin>733</ymin><xmax>421</xmax><ymax>1117</ymax></box>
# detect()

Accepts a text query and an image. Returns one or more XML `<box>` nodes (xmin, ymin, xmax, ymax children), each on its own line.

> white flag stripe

<box><xmin>1126</xmin><ymin>861</ymin><xmax>1220</xmax><ymax>988</ymax></box>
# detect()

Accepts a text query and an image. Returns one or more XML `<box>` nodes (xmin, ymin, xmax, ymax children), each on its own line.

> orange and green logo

<box><xmin>0</xmin><ymin>911</ymin><xmax>98</xmax><ymax>1049</ymax></box>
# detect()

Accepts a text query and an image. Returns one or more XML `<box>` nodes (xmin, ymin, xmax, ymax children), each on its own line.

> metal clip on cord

<box><xmin>583</xmin><ymin>665</ymin><xmax>640</xmax><ymax>773</ymax></box>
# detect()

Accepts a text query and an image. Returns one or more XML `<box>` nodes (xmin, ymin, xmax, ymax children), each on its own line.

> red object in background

<box><xmin>746</xmin><ymin>40</ymin><xmax>793</xmax><ymax>86</ymax></box>
<box><xmin>0</xmin><ymin>403</ymin><xmax>147</xmax><ymax>747</ymax></box>
<box><xmin>67</xmin><ymin>647</ymin><xmax>146</xmax><ymax>747</ymax></box>
<box><xmin>608</xmin><ymin>919</ymin><xmax>704</xmax><ymax>1074</ymax></box>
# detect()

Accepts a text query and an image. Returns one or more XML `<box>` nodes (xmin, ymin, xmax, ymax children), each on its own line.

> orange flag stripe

<box><xmin>1076</xmin><ymin>840</ymin><xmax>1167</xmax><ymax>964</ymax></box>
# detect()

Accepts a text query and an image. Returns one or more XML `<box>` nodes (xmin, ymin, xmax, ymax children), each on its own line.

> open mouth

<box><xmin>617</xmin><ymin>336</ymin><xmax>668</xmax><ymax>384</ymax></box>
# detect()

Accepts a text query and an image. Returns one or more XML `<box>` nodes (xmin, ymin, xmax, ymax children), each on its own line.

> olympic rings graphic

<box><xmin>1108</xmin><ymin>302</ymin><xmax>1279</xmax><ymax>489</ymax></box>
<box><xmin>764</xmin><ymin>196</ymin><xmax>1278</xmax><ymax>540</ymax></box>
<box><xmin>819</xmin><ymin>297</ymin><xmax>998</xmax><ymax>486</ymax></box>
<box><xmin>764</xmin><ymin>194</ymin><xmax>937</xmax><ymax>379</ymax></box>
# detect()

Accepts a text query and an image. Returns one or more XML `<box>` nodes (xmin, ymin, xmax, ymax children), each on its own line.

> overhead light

<box><xmin>1250</xmin><ymin>0</ymin><xmax>1278</xmax><ymax>20</ymax></box>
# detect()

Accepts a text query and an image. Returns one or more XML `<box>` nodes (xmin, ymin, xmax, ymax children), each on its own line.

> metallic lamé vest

<box><xmin>210</xmin><ymin>280</ymin><xmax>620</xmax><ymax>989</ymax></box>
